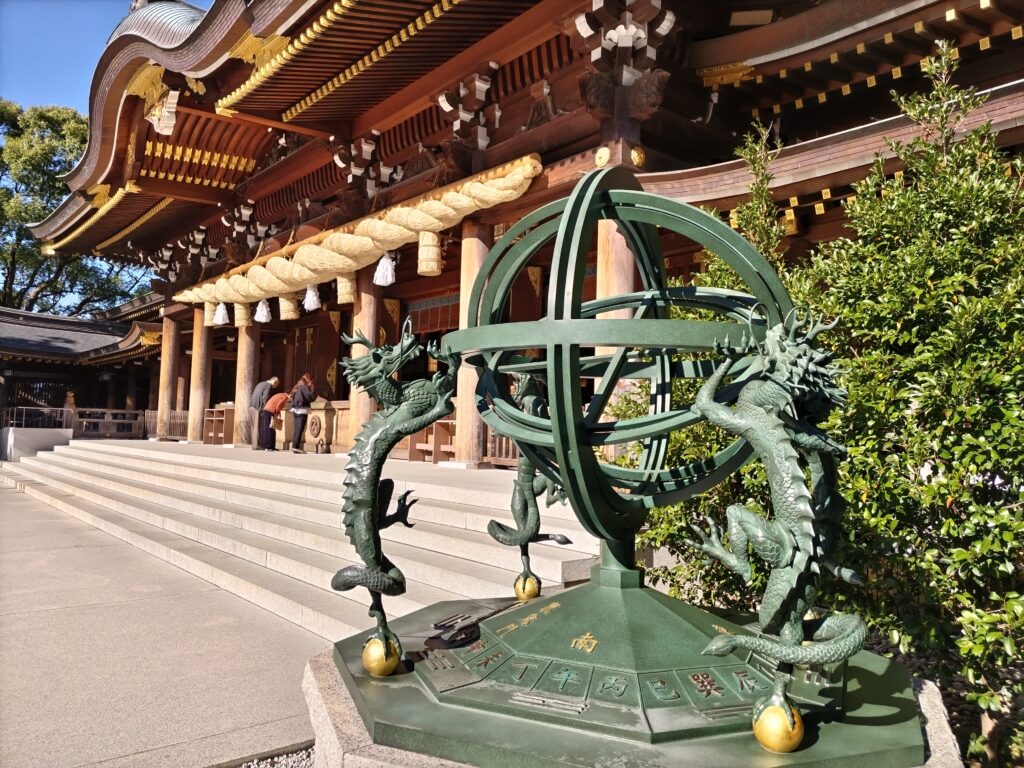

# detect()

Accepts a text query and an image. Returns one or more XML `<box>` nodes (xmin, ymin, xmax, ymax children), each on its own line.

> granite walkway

<box><xmin>0</xmin><ymin>486</ymin><xmax>326</xmax><ymax>768</ymax></box>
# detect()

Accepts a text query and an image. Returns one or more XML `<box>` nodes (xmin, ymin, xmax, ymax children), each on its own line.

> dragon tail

<box><xmin>332</xmin><ymin>563</ymin><xmax>406</xmax><ymax>596</ymax></box>
<box><xmin>703</xmin><ymin>613</ymin><xmax>867</xmax><ymax>666</ymax></box>
<box><xmin>487</xmin><ymin>477</ymin><xmax>540</xmax><ymax>547</ymax></box>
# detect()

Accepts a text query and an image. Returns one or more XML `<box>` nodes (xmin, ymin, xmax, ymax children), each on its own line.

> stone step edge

<box><xmin>55</xmin><ymin>443</ymin><xmax>346</xmax><ymax>500</ymax></box>
<box><xmin>0</xmin><ymin>468</ymin><xmax>356</xmax><ymax>641</ymax></box>
<box><xmin>7</xmin><ymin>460</ymin><xmax>516</xmax><ymax>606</ymax></box>
<box><xmin>15</xmin><ymin>457</ymin><xmax>552</xmax><ymax>594</ymax></box>
<box><xmin>74</xmin><ymin>436</ymin><xmax>528</xmax><ymax>514</ymax></box>
<box><xmin>64</xmin><ymin>440</ymin><xmax>555</xmax><ymax>517</ymax></box>
<box><xmin>44</xmin><ymin>449</ymin><xmax>341</xmax><ymax>517</ymax></box>
<box><xmin>20</xmin><ymin>456</ymin><xmax>589</xmax><ymax>583</ymax></box>
<box><xmin>9</xmin><ymin>460</ymin><xmax>457</xmax><ymax>615</ymax></box>
<box><xmin>50</xmin><ymin>447</ymin><xmax>594</xmax><ymax>551</ymax></box>
<box><xmin>68</xmin><ymin>439</ymin><xmax>347</xmax><ymax>486</ymax></box>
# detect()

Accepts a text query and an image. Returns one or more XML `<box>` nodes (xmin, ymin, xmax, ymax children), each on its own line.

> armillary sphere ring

<box><xmin>444</xmin><ymin>167</ymin><xmax>794</xmax><ymax>543</ymax></box>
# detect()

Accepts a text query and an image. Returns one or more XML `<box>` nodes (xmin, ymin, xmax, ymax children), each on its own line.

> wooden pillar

<box><xmin>596</xmin><ymin>219</ymin><xmax>636</xmax><ymax>459</ymax></box>
<box><xmin>455</xmin><ymin>218</ymin><xmax>492</xmax><ymax>467</ymax></box>
<box><xmin>596</xmin><ymin>219</ymin><xmax>636</xmax><ymax>352</ymax></box>
<box><xmin>284</xmin><ymin>341</ymin><xmax>295</xmax><ymax>394</ymax></box>
<box><xmin>147</xmin><ymin>362</ymin><xmax>159</xmax><ymax>410</ymax></box>
<box><xmin>232</xmin><ymin>324</ymin><xmax>260</xmax><ymax>446</ymax></box>
<box><xmin>124</xmin><ymin>374</ymin><xmax>137</xmax><ymax>410</ymax></box>
<box><xmin>186</xmin><ymin>306</ymin><xmax>212</xmax><ymax>442</ymax></box>
<box><xmin>156</xmin><ymin>316</ymin><xmax>180</xmax><ymax>439</ymax></box>
<box><xmin>349</xmin><ymin>266</ymin><xmax>381</xmax><ymax>437</ymax></box>
<box><xmin>105</xmin><ymin>374</ymin><xmax>117</xmax><ymax>410</ymax></box>
<box><xmin>175</xmin><ymin>358</ymin><xmax>187</xmax><ymax>411</ymax></box>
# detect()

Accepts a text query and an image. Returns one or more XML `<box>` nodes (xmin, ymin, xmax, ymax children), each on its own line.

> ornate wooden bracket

<box><xmin>437</xmin><ymin>65</ymin><xmax>501</xmax><ymax>150</ymax></box>
<box><xmin>571</xmin><ymin>0</ymin><xmax>679</xmax><ymax>140</ymax></box>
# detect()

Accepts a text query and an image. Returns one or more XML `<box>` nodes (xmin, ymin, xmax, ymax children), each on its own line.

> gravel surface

<box><xmin>238</xmin><ymin>746</ymin><xmax>314</xmax><ymax>768</ymax></box>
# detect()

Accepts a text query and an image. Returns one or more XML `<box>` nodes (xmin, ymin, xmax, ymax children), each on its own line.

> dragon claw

<box><xmin>395</xmin><ymin>491</ymin><xmax>417</xmax><ymax>527</ymax></box>
<box><xmin>753</xmin><ymin>689</ymin><xmax>798</xmax><ymax>729</ymax></box>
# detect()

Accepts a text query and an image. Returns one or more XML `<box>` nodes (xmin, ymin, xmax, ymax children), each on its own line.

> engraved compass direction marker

<box><xmin>475</xmin><ymin>651</ymin><xmax>505</xmax><ymax>670</ymax></box>
<box><xmin>570</xmin><ymin>632</ymin><xmax>599</xmax><ymax>654</ymax></box>
<box><xmin>551</xmin><ymin>668</ymin><xmax>582</xmax><ymax>692</ymax></box>
<box><xmin>690</xmin><ymin>672</ymin><xmax>726</xmax><ymax>698</ymax></box>
<box><xmin>598</xmin><ymin>676</ymin><xmax>628</xmax><ymax>697</ymax></box>
<box><xmin>648</xmin><ymin>678</ymin><xmax>681</xmax><ymax>701</ymax></box>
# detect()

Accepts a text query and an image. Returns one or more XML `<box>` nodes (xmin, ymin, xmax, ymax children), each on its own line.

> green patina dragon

<box><xmin>332</xmin><ymin>318</ymin><xmax>460</xmax><ymax>663</ymax></box>
<box><xmin>486</xmin><ymin>373</ymin><xmax>571</xmax><ymax>596</ymax></box>
<box><xmin>686</xmin><ymin>313</ymin><xmax>866</xmax><ymax>724</ymax></box>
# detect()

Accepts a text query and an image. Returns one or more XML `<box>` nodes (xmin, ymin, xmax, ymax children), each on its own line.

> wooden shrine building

<box><xmin>33</xmin><ymin>0</ymin><xmax>1024</xmax><ymax>461</ymax></box>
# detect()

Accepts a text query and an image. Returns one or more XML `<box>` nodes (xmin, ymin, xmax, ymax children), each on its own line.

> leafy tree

<box><xmin>0</xmin><ymin>99</ymin><xmax>149</xmax><ymax>315</ymax></box>
<box><xmin>791</xmin><ymin>43</ymin><xmax>1023</xmax><ymax>765</ymax></box>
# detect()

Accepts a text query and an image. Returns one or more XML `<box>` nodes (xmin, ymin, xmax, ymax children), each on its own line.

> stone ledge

<box><xmin>915</xmin><ymin>678</ymin><xmax>964</xmax><ymax>768</ymax></box>
<box><xmin>303</xmin><ymin>649</ymin><xmax>469</xmax><ymax>768</ymax></box>
<box><xmin>303</xmin><ymin>648</ymin><xmax>962</xmax><ymax>768</ymax></box>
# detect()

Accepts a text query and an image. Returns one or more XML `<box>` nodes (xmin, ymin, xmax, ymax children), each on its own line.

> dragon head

<box><xmin>340</xmin><ymin>316</ymin><xmax>422</xmax><ymax>392</ymax></box>
<box><xmin>720</xmin><ymin>312</ymin><xmax>846</xmax><ymax>422</ymax></box>
<box><xmin>762</xmin><ymin>313</ymin><xmax>846</xmax><ymax>420</ymax></box>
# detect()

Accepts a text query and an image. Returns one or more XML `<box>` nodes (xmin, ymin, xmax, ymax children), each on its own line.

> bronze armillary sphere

<box><xmin>445</xmin><ymin>166</ymin><xmax>793</xmax><ymax>549</ymax></box>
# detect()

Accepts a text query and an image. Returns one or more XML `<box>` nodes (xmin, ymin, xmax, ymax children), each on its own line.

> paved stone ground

<box><xmin>0</xmin><ymin>487</ymin><xmax>326</xmax><ymax>768</ymax></box>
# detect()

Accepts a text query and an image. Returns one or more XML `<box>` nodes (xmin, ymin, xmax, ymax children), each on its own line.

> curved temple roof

<box><xmin>0</xmin><ymin>308</ymin><xmax>161</xmax><ymax>365</ymax></box>
<box><xmin>108</xmin><ymin>1</ymin><xmax>207</xmax><ymax>49</ymax></box>
<box><xmin>29</xmin><ymin>0</ymin><xmax>1024</xmax><ymax>300</ymax></box>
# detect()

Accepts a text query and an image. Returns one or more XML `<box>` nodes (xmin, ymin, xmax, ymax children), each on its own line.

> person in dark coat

<box><xmin>289</xmin><ymin>372</ymin><xmax>316</xmax><ymax>453</ymax></box>
<box><xmin>250</xmin><ymin>376</ymin><xmax>279</xmax><ymax>450</ymax></box>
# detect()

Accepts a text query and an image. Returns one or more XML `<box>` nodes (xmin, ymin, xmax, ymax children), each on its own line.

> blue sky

<box><xmin>0</xmin><ymin>0</ymin><xmax>211</xmax><ymax>114</ymax></box>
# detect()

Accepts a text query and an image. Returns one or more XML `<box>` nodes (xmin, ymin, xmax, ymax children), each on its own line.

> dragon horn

<box><xmin>402</xmin><ymin>316</ymin><xmax>414</xmax><ymax>336</ymax></box>
<box><xmin>341</xmin><ymin>328</ymin><xmax>374</xmax><ymax>348</ymax></box>
<box><xmin>790</xmin><ymin>311</ymin><xmax>809</xmax><ymax>340</ymax></box>
<box><xmin>806</xmin><ymin>316</ymin><xmax>839</xmax><ymax>342</ymax></box>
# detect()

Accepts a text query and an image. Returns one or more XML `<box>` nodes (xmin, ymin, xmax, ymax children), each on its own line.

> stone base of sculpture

<box><xmin>310</xmin><ymin>566</ymin><xmax>934</xmax><ymax>768</ymax></box>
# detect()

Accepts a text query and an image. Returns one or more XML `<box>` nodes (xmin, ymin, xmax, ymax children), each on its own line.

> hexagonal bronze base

<box><xmin>334</xmin><ymin>572</ymin><xmax>926</xmax><ymax>767</ymax></box>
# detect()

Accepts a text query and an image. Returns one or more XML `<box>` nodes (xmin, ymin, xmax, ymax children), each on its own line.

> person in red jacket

<box><xmin>260</xmin><ymin>391</ymin><xmax>291</xmax><ymax>451</ymax></box>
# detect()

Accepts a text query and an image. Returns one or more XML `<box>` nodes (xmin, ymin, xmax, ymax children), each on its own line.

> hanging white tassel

<box><xmin>254</xmin><ymin>299</ymin><xmax>271</xmax><ymax>323</ymax></box>
<box><xmin>303</xmin><ymin>284</ymin><xmax>321</xmax><ymax>311</ymax></box>
<box><xmin>373</xmin><ymin>252</ymin><xmax>396</xmax><ymax>286</ymax></box>
<box><xmin>213</xmin><ymin>302</ymin><xmax>229</xmax><ymax>325</ymax></box>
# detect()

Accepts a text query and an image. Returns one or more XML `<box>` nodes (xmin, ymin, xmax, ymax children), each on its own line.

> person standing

<box><xmin>261</xmin><ymin>390</ymin><xmax>291</xmax><ymax>451</ymax></box>
<box><xmin>249</xmin><ymin>376</ymin><xmax>279</xmax><ymax>449</ymax></box>
<box><xmin>289</xmin><ymin>372</ymin><xmax>316</xmax><ymax>454</ymax></box>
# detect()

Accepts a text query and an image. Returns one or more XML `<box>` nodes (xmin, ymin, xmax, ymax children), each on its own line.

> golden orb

<box><xmin>514</xmin><ymin>575</ymin><xmax>541</xmax><ymax>602</ymax></box>
<box><xmin>752</xmin><ymin>703</ymin><xmax>804</xmax><ymax>753</ymax></box>
<box><xmin>361</xmin><ymin>637</ymin><xmax>400</xmax><ymax>677</ymax></box>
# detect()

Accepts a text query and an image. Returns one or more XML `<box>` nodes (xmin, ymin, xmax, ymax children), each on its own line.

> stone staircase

<box><xmin>0</xmin><ymin>440</ymin><xmax>596</xmax><ymax>641</ymax></box>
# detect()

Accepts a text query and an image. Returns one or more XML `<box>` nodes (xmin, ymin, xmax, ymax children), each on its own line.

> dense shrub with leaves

<box><xmin>617</xmin><ymin>45</ymin><xmax>1023</xmax><ymax>764</ymax></box>
<box><xmin>791</xmin><ymin>45</ymin><xmax>1023</xmax><ymax>764</ymax></box>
